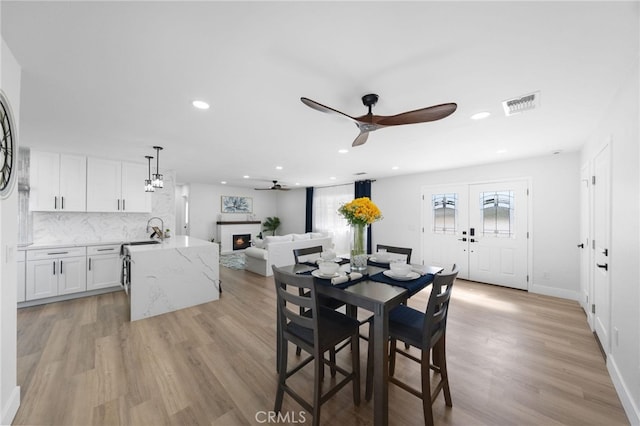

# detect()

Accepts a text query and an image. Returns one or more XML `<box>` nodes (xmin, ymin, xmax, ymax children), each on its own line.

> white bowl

<box><xmin>318</xmin><ymin>261</ymin><xmax>340</xmax><ymax>276</ymax></box>
<box><xmin>390</xmin><ymin>262</ymin><xmax>412</xmax><ymax>276</ymax></box>
<box><xmin>320</xmin><ymin>250</ymin><xmax>336</xmax><ymax>261</ymax></box>
<box><xmin>374</xmin><ymin>252</ymin><xmax>391</xmax><ymax>262</ymax></box>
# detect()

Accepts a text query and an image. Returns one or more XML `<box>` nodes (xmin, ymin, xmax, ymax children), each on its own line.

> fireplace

<box><xmin>232</xmin><ymin>234</ymin><xmax>252</xmax><ymax>251</ymax></box>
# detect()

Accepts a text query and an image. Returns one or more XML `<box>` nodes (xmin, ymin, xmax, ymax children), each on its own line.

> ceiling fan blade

<box><xmin>352</xmin><ymin>131</ymin><xmax>370</xmax><ymax>147</ymax></box>
<box><xmin>301</xmin><ymin>97</ymin><xmax>359</xmax><ymax>123</ymax></box>
<box><xmin>376</xmin><ymin>103</ymin><xmax>457</xmax><ymax>126</ymax></box>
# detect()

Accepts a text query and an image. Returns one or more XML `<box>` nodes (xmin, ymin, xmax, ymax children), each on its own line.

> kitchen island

<box><xmin>125</xmin><ymin>235</ymin><xmax>219</xmax><ymax>321</ymax></box>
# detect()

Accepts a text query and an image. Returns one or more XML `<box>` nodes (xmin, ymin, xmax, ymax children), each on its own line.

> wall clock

<box><xmin>0</xmin><ymin>90</ymin><xmax>17</xmax><ymax>200</ymax></box>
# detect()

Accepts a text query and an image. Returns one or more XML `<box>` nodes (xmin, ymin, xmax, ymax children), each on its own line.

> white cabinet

<box><xmin>26</xmin><ymin>247</ymin><xmax>87</xmax><ymax>300</ymax></box>
<box><xmin>87</xmin><ymin>244</ymin><xmax>122</xmax><ymax>291</ymax></box>
<box><xmin>86</xmin><ymin>158</ymin><xmax>151</xmax><ymax>213</ymax></box>
<box><xmin>17</xmin><ymin>250</ymin><xmax>26</xmax><ymax>303</ymax></box>
<box><xmin>29</xmin><ymin>151</ymin><xmax>86</xmax><ymax>212</ymax></box>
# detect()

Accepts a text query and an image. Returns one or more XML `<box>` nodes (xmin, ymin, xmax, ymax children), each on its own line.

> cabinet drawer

<box><xmin>27</xmin><ymin>246</ymin><xmax>86</xmax><ymax>261</ymax></box>
<box><xmin>87</xmin><ymin>245</ymin><xmax>121</xmax><ymax>255</ymax></box>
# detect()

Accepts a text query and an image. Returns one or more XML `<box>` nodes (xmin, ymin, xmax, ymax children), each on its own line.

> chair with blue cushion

<box><xmin>272</xmin><ymin>266</ymin><xmax>360</xmax><ymax>426</ymax></box>
<box><xmin>376</xmin><ymin>244</ymin><xmax>413</xmax><ymax>264</ymax></box>
<box><xmin>365</xmin><ymin>264</ymin><xmax>458</xmax><ymax>426</ymax></box>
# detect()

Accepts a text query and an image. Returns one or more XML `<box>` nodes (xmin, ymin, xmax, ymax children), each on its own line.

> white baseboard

<box><xmin>1</xmin><ymin>385</ymin><xmax>20</xmax><ymax>426</ymax></box>
<box><xmin>529</xmin><ymin>282</ymin><xmax>580</xmax><ymax>301</ymax></box>
<box><xmin>608</xmin><ymin>356</ymin><xmax>640</xmax><ymax>425</ymax></box>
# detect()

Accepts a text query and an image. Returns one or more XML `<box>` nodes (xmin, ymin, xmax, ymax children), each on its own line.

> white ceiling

<box><xmin>2</xmin><ymin>1</ymin><xmax>638</xmax><ymax>189</ymax></box>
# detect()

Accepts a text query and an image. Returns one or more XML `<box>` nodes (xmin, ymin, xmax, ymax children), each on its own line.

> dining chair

<box><xmin>293</xmin><ymin>245</ymin><xmax>323</xmax><ymax>264</ymax></box>
<box><xmin>292</xmin><ymin>245</ymin><xmax>344</xmax><ymax>365</ymax></box>
<box><xmin>272</xmin><ymin>266</ymin><xmax>360</xmax><ymax>426</ymax></box>
<box><xmin>365</xmin><ymin>264</ymin><xmax>459</xmax><ymax>426</ymax></box>
<box><xmin>376</xmin><ymin>244</ymin><xmax>413</xmax><ymax>264</ymax></box>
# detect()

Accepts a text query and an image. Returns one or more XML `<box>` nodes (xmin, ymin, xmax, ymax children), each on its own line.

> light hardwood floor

<box><xmin>14</xmin><ymin>265</ymin><xmax>628</xmax><ymax>425</ymax></box>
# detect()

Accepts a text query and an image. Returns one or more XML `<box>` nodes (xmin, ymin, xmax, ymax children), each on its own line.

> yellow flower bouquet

<box><xmin>338</xmin><ymin>197</ymin><xmax>382</xmax><ymax>226</ymax></box>
<box><xmin>338</xmin><ymin>197</ymin><xmax>382</xmax><ymax>271</ymax></box>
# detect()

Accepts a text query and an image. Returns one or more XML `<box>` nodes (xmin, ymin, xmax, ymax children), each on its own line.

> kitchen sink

<box><xmin>126</xmin><ymin>240</ymin><xmax>161</xmax><ymax>246</ymax></box>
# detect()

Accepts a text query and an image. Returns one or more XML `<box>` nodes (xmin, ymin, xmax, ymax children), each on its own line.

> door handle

<box><xmin>596</xmin><ymin>263</ymin><xmax>608</xmax><ymax>271</ymax></box>
<box><xmin>60</xmin><ymin>260</ymin><xmax>63</xmax><ymax>274</ymax></box>
<box><xmin>61</xmin><ymin>196</ymin><xmax>65</xmax><ymax>210</ymax></box>
<box><xmin>577</xmin><ymin>243</ymin><xmax>584</xmax><ymax>249</ymax></box>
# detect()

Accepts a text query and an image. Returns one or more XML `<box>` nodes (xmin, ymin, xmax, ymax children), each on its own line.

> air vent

<box><xmin>502</xmin><ymin>91</ymin><xmax>540</xmax><ymax>116</ymax></box>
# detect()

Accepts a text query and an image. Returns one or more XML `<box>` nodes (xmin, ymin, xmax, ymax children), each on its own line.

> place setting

<box><xmin>310</xmin><ymin>260</ymin><xmax>364</xmax><ymax>288</ymax></box>
<box><xmin>370</xmin><ymin>260</ymin><xmax>434</xmax><ymax>295</ymax></box>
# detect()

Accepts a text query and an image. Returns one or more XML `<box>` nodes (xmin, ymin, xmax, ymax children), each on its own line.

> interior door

<box><xmin>593</xmin><ymin>144</ymin><xmax>611</xmax><ymax>353</ymax></box>
<box><xmin>422</xmin><ymin>185</ymin><xmax>469</xmax><ymax>278</ymax></box>
<box><xmin>467</xmin><ymin>180</ymin><xmax>529</xmax><ymax>289</ymax></box>
<box><xmin>579</xmin><ymin>164</ymin><xmax>591</xmax><ymax>320</ymax></box>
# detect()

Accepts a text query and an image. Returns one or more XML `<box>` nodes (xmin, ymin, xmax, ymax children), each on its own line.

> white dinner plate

<box><xmin>383</xmin><ymin>270</ymin><xmax>420</xmax><ymax>281</ymax></box>
<box><xmin>316</xmin><ymin>257</ymin><xmax>344</xmax><ymax>264</ymax></box>
<box><xmin>369</xmin><ymin>256</ymin><xmax>390</xmax><ymax>264</ymax></box>
<box><xmin>311</xmin><ymin>270</ymin><xmax>345</xmax><ymax>279</ymax></box>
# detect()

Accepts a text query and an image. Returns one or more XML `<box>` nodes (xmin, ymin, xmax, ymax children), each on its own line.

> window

<box><xmin>313</xmin><ymin>184</ymin><xmax>352</xmax><ymax>255</ymax></box>
<box><xmin>432</xmin><ymin>193</ymin><xmax>457</xmax><ymax>234</ymax></box>
<box><xmin>480</xmin><ymin>190</ymin><xmax>514</xmax><ymax>237</ymax></box>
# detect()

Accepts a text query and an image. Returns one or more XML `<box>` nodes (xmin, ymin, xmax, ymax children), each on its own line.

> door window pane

<box><xmin>480</xmin><ymin>190</ymin><xmax>514</xmax><ymax>237</ymax></box>
<box><xmin>432</xmin><ymin>193</ymin><xmax>457</xmax><ymax>234</ymax></box>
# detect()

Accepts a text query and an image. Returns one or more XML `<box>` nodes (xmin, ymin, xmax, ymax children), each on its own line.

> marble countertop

<box><xmin>18</xmin><ymin>236</ymin><xmax>215</xmax><ymax>251</ymax></box>
<box><xmin>125</xmin><ymin>236</ymin><xmax>215</xmax><ymax>253</ymax></box>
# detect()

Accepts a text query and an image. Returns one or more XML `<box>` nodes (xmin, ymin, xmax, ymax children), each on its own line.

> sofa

<box><xmin>244</xmin><ymin>232</ymin><xmax>333</xmax><ymax>277</ymax></box>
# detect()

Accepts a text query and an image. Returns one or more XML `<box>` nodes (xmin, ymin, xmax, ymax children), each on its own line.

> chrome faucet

<box><xmin>146</xmin><ymin>216</ymin><xmax>165</xmax><ymax>240</ymax></box>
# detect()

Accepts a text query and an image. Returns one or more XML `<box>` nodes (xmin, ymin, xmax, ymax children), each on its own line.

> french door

<box><xmin>423</xmin><ymin>179</ymin><xmax>529</xmax><ymax>290</ymax></box>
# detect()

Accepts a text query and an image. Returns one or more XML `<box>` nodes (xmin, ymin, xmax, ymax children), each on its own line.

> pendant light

<box><xmin>144</xmin><ymin>155</ymin><xmax>155</xmax><ymax>192</ymax></box>
<box><xmin>152</xmin><ymin>146</ymin><xmax>164</xmax><ymax>188</ymax></box>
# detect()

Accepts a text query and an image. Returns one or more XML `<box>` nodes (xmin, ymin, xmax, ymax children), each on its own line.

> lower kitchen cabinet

<box><xmin>26</xmin><ymin>247</ymin><xmax>87</xmax><ymax>300</ymax></box>
<box><xmin>87</xmin><ymin>244</ymin><xmax>121</xmax><ymax>290</ymax></box>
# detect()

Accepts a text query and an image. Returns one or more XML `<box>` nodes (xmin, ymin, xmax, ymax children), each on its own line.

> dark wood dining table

<box><xmin>280</xmin><ymin>262</ymin><xmax>442</xmax><ymax>426</ymax></box>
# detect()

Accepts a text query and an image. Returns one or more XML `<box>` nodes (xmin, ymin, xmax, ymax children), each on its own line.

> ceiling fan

<box><xmin>301</xmin><ymin>94</ymin><xmax>457</xmax><ymax>147</ymax></box>
<box><xmin>254</xmin><ymin>180</ymin><xmax>290</xmax><ymax>191</ymax></box>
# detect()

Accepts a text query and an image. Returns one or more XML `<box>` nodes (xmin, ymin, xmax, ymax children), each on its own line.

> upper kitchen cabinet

<box><xmin>29</xmin><ymin>151</ymin><xmax>87</xmax><ymax>212</ymax></box>
<box><xmin>86</xmin><ymin>158</ymin><xmax>151</xmax><ymax>213</ymax></box>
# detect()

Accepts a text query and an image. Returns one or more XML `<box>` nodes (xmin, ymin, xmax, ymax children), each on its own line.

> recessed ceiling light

<box><xmin>391</xmin><ymin>166</ymin><xmax>399</xmax><ymax>170</ymax></box>
<box><xmin>329</xmin><ymin>176</ymin><xmax>336</xmax><ymax>180</ymax></box>
<box><xmin>221</xmin><ymin>181</ymin><xmax>227</xmax><ymax>184</ymax></box>
<box><xmin>295</xmin><ymin>182</ymin><xmax>301</xmax><ymax>186</ymax></box>
<box><xmin>471</xmin><ymin>111</ymin><xmax>490</xmax><ymax>120</ymax></box>
<box><xmin>192</xmin><ymin>100</ymin><xmax>210</xmax><ymax>110</ymax></box>
<box><xmin>243</xmin><ymin>175</ymin><xmax>250</xmax><ymax>179</ymax></box>
<box><xmin>275</xmin><ymin>166</ymin><xmax>283</xmax><ymax>170</ymax></box>
<box><xmin>338</xmin><ymin>149</ymin><xmax>348</xmax><ymax>154</ymax></box>
<box><xmin>496</xmin><ymin>149</ymin><xmax>507</xmax><ymax>154</ymax></box>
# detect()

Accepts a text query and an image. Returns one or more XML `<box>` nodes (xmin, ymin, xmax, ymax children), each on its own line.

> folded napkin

<box><xmin>331</xmin><ymin>272</ymin><xmax>363</xmax><ymax>285</ymax></box>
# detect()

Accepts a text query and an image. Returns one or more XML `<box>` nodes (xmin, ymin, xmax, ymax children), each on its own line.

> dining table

<box><xmin>280</xmin><ymin>259</ymin><xmax>443</xmax><ymax>426</ymax></box>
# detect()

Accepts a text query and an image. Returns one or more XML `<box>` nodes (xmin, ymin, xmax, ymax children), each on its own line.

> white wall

<box><xmin>188</xmin><ymin>183</ymin><xmax>277</xmax><ymax>242</ymax></box>
<box><xmin>0</xmin><ymin>37</ymin><xmax>22</xmax><ymax>425</ymax></box>
<box><xmin>372</xmin><ymin>152</ymin><xmax>581</xmax><ymax>300</ymax></box>
<box><xmin>580</xmin><ymin>63</ymin><xmax>640</xmax><ymax>424</ymax></box>
<box><xmin>275</xmin><ymin>188</ymin><xmax>306</xmax><ymax>235</ymax></box>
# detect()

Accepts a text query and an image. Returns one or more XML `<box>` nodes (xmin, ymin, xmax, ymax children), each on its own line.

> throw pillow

<box><xmin>292</xmin><ymin>233</ymin><xmax>311</xmax><ymax>241</ymax></box>
<box><xmin>253</xmin><ymin>237</ymin><xmax>265</xmax><ymax>249</ymax></box>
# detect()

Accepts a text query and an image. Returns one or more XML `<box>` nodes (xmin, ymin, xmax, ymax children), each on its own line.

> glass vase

<box><xmin>350</xmin><ymin>223</ymin><xmax>368</xmax><ymax>273</ymax></box>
